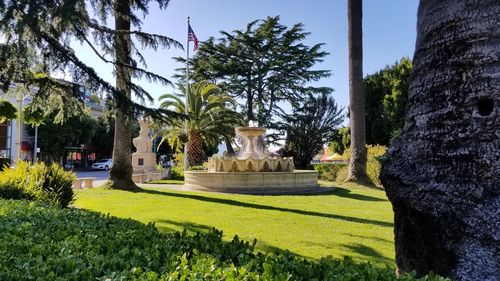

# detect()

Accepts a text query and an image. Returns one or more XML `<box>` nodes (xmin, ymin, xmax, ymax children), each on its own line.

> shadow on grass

<box><xmin>345</xmin><ymin>233</ymin><xmax>393</xmax><ymax>244</ymax></box>
<box><xmin>131</xmin><ymin>188</ymin><xmax>393</xmax><ymax>228</ymax></box>
<box><xmin>342</xmin><ymin>243</ymin><xmax>394</xmax><ymax>264</ymax></box>
<box><xmin>155</xmin><ymin>219</ymin><xmax>214</xmax><ymax>233</ymax></box>
<box><xmin>305</xmin><ymin>241</ymin><xmax>394</xmax><ymax>265</ymax></box>
<box><xmin>300</xmin><ymin>187</ymin><xmax>387</xmax><ymax>202</ymax></box>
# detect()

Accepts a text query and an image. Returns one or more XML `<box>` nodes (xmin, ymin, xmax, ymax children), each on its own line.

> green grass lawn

<box><xmin>74</xmin><ymin>181</ymin><xmax>395</xmax><ymax>267</ymax></box>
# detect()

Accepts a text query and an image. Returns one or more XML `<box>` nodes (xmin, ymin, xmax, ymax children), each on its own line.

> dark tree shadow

<box><xmin>300</xmin><ymin>187</ymin><xmax>387</xmax><ymax>202</ymax></box>
<box><xmin>130</xmin><ymin>188</ymin><xmax>394</xmax><ymax>228</ymax></box>
<box><xmin>155</xmin><ymin>219</ymin><xmax>214</xmax><ymax>233</ymax></box>
<box><xmin>345</xmin><ymin>233</ymin><xmax>393</xmax><ymax>244</ymax></box>
<box><xmin>341</xmin><ymin>243</ymin><xmax>394</xmax><ymax>264</ymax></box>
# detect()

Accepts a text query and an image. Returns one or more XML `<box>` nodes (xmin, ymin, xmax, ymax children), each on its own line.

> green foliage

<box><xmin>159</xmin><ymin>81</ymin><xmax>243</xmax><ymax>148</ymax></box>
<box><xmin>26</xmin><ymin>112</ymin><xmax>97</xmax><ymax>162</ymax></box>
<box><xmin>187</xmin><ymin>16</ymin><xmax>332</xmax><ymax>125</ymax></box>
<box><xmin>313</xmin><ymin>163</ymin><xmax>347</xmax><ymax>181</ymax></box>
<box><xmin>90</xmin><ymin>117</ymin><xmax>115</xmax><ymax>158</ymax></box>
<box><xmin>22</xmin><ymin>83</ymin><xmax>88</xmax><ymax>125</ymax></box>
<box><xmin>366</xmin><ymin>145</ymin><xmax>387</xmax><ymax>187</ymax></box>
<box><xmin>335</xmin><ymin>166</ymin><xmax>349</xmax><ymax>182</ymax></box>
<box><xmin>330</xmin><ymin>126</ymin><xmax>351</xmax><ymax>155</ymax></box>
<box><xmin>0</xmin><ymin>199</ymin><xmax>448</xmax><ymax>280</ymax></box>
<box><xmin>365</xmin><ymin>57</ymin><xmax>412</xmax><ymax>145</ymax></box>
<box><xmin>280</xmin><ymin>93</ymin><xmax>344</xmax><ymax>169</ymax></box>
<box><xmin>88</xmin><ymin>93</ymin><xmax>101</xmax><ymax>104</ymax></box>
<box><xmin>170</xmin><ymin>166</ymin><xmax>185</xmax><ymax>180</ymax></box>
<box><xmin>0</xmin><ymin>162</ymin><xmax>75</xmax><ymax>207</ymax></box>
<box><xmin>146</xmin><ymin>179</ymin><xmax>184</xmax><ymax>185</ymax></box>
<box><xmin>0</xmin><ymin>100</ymin><xmax>17</xmax><ymax>123</ymax></box>
<box><xmin>188</xmin><ymin>165</ymin><xmax>205</xmax><ymax>171</ymax></box>
<box><xmin>0</xmin><ymin>0</ymin><xmax>182</xmax><ymax>121</ymax></box>
<box><xmin>342</xmin><ymin>145</ymin><xmax>387</xmax><ymax>186</ymax></box>
<box><xmin>159</xmin><ymin>81</ymin><xmax>243</xmax><ymax>166</ymax></box>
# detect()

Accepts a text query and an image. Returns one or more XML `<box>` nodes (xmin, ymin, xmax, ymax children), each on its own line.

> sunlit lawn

<box><xmin>74</xmin><ymin>181</ymin><xmax>395</xmax><ymax>267</ymax></box>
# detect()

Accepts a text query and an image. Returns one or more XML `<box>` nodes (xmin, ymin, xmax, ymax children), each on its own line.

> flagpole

<box><xmin>184</xmin><ymin>16</ymin><xmax>190</xmax><ymax>171</ymax></box>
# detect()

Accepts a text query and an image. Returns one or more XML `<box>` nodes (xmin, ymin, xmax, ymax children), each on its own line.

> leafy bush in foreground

<box><xmin>0</xmin><ymin>161</ymin><xmax>75</xmax><ymax>207</ymax></box>
<box><xmin>0</xmin><ymin>199</ymin><xmax>448</xmax><ymax>280</ymax></box>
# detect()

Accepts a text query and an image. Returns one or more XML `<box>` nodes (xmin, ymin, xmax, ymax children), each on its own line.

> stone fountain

<box><xmin>184</xmin><ymin>124</ymin><xmax>319</xmax><ymax>194</ymax></box>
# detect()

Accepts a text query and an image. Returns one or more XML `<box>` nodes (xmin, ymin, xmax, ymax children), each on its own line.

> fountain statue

<box><xmin>131</xmin><ymin>119</ymin><xmax>164</xmax><ymax>183</ymax></box>
<box><xmin>184</xmin><ymin>124</ymin><xmax>319</xmax><ymax>194</ymax></box>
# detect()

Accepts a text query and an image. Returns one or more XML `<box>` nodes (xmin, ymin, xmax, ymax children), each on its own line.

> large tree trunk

<box><xmin>188</xmin><ymin>130</ymin><xmax>204</xmax><ymax>167</ymax></box>
<box><xmin>381</xmin><ymin>0</ymin><xmax>499</xmax><ymax>279</ymax></box>
<box><xmin>106</xmin><ymin>0</ymin><xmax>137</xmax><ymax>190</ymax></box>
<box><xmin>346</xmin><ymin>0</ymin><xmax>368</xmax><ymax>183</ymax></box>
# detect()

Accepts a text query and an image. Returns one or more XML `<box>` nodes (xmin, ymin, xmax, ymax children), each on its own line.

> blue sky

<box><xmin>72</xmin><ymin>0</ymin><xmax>418</xmax><ymax>111</ymax></box>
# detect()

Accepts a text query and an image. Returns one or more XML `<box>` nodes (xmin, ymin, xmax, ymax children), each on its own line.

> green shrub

<box><xmin>0</xmin><ymin>161</ymin><xmax>32</xmax><ymax>200</ymax></box>
<box><xmin>341</xmin><ymin>145</ymin><xmax>387</xmax><ymax>186</ymax></box>
<box><xmin>189</xmin><ymin>165</ymin><xmax>205</xmax><ymax>171</ymax></box>
<box><xmin>0</xmin><ymin>161</ymin><xmax>75</xmax><ymax>207</ymax></box>
<box><xmin>366</xmin><ymin>145</ymin><xmax>387</xmax><ymax>186</ymax></box>
<box><xmin>336</xmin><ymin>165</ymin><xmax>349</xmax><ymax>182</ymax></box>
<box><xmin>313</xmin><ymin>163</ymin><xmax>347</xmax><ymax>181</ymax></box>
<box><xmin>170</xmin><ymin>165</ymin><xmax>184</xmax><ymax>180</ymax></box>
<box><xmin>0</xmin><ymin>199</ymin><xmax>448</xmax><ymax>281</ymax></box>
<box><xmin>169</xmin><ymin>152</ymin><xmax>185</xmax><ymax>180</ymax></box>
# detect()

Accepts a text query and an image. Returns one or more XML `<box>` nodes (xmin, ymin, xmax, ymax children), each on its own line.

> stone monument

<box><xmin>132</xmin><ymin>119</ymin><xmax>160</xmax><ymax>182</ymax></box>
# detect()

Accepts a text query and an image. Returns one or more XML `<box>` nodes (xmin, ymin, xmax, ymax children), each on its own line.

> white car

<box><xmin>91</xmin><ymin>159</ymin><xmax>113</xmax><ymax>171</ymax></box>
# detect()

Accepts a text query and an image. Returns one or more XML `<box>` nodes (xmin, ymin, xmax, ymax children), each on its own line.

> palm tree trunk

<box><xmin>106</xmin><ymin>0</ymin><xmax>137</xmax><ymax>190</ymax></box>
<box><xmin>346</xmin><ymin>0</ymin><xmax>368</xmax><ymax>183</ymax></box>
<box><xmin>188</xmin><ymin>130</ymin><xmax>204</xmax><ymax>167</ymax></box>
<box><xmin>381</xmin><ymin>0</ymin><xmax>499</xmax><ymax>279</ymax></box>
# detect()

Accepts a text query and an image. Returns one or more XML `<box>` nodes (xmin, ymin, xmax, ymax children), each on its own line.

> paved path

<box><xmin>75</xmin><ymin>171</ymin><xmax>109</xmax><ymax>187</ymax></box>
<box><xmin>75</xmin><ymin>170</ymin><xmax>184</xmax><ymax>190</ymax></box>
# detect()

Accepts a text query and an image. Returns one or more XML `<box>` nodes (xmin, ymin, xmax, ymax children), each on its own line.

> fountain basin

<box><xmin>207</xmin><ymin>156</ymin><xmax>294</xmax><ymax>172</ymax></box>
<box><xmin>184</xmin><ymin>170</ymin><xmax>319</xmax><ymax>194</ymax></box>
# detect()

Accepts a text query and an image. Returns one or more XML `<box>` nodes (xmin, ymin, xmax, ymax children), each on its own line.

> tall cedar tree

<box><xmin>175</xmin><ymin>16</ymin><xmax>332</xmax><ymax>128</ymax></box>
<box><xmin>0</xmin><ymin>0</ymin><xmax>182</xmax><ymax>189</ymax></box>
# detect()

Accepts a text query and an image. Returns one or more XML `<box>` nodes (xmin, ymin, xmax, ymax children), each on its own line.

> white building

<box><xmin>0</xmin><ymin>84</ymin><xmax>104</xmax><ymax>165</ymax></box>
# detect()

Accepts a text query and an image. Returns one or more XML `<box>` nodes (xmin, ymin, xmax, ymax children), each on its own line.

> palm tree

<box><xmin>381</xmin><ymin>0</ymin><xmax>499</xmax><ymax>279</ymax></box>
<box><xmin>159</xmin><ymin>81</ymin><xmax>243</xmax><ymax>167</ymax></box>
<box><xmin>346</xmin><ymin>0</ymin><xmax>368</xmax><ymax>183</ymax></box>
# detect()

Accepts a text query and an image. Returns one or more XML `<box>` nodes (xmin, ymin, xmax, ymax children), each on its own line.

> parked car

<box><xmin>91</xmin><ymin>159</ymin><xmax>113</xmax><ymax>171</ymax></box>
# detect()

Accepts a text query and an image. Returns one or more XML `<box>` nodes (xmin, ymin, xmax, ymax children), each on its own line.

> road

<box><xmin>75</xmin><ymin>170</ymin><xmax>109</xmax><ymax>186</ymax></box>
<box><xmin>74</xmin><ymin>170</ymin><xmax>183</xmax><ymax>191</ymax></box>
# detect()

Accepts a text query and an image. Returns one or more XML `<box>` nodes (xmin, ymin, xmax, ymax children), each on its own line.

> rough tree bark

<box><xmin>381</xmin><ymin>0</ymin><xmax>499</xmax><ymax>279</ymax></box>
<box><xmin>188</xmin><ymin>130</ymin><xmax>204</xmax><ymax>167</ymax></box>
<box><xmin>346</xmin><ymin>0</ymin><xmax>368</xmax><ymax>183</ymax></box>
<box><xmin>106</xmin><ymin>0</ymin><xmax>138</xmax><ymax>190</ymax></box>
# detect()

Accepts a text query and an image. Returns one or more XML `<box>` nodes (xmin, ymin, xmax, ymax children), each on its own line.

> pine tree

<box><xmin>182</xmin><ymin>16</ymin><xmax>332</xmax><ymax>127</ymax></box>
<box><xmin>0</xmin><ymin>0</ymin><xmax>182</xmax><ymax>189</ymax></box>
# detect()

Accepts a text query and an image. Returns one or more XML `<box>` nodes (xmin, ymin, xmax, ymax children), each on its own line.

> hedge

<box><xmin>312</xmin><ymin>163</ymin><xmax>347</xmax><ymax>182</ymax></box>
<box><xmin>0</xmin><ymin>199</ymin><xmax>448</xmax><ymax>280</ymax></box>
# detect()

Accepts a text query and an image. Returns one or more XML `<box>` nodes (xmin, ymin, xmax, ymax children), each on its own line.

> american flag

<box><xmin>188</xmin><ymin>24</ymin><xmax>198</xmax><ymax>51</ymax></box>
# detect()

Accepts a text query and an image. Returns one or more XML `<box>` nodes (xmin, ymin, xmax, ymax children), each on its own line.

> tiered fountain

<box><xmin>184</xmin><ymin>124</ymin><xmax>319</xmax><ymax>194</ymax></box>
